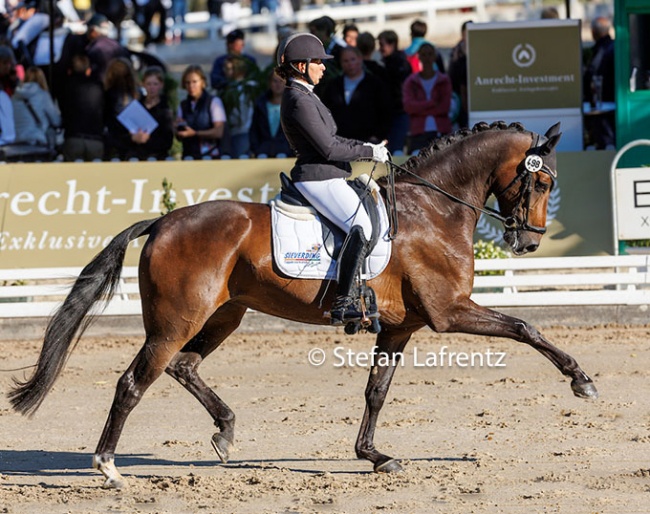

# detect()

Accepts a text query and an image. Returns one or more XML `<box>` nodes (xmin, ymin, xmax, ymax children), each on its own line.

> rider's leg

<box><xmin>294</xmin><ymin>178</ymin><xmax>374</xmax><ymax>323</ymax></box>
<box><xmin>294</xmin><ymin>178</ymin><xmax>372</xmax><ymax>237</ymax></box>
<box><xmin>329</xmin><ymin>225</ymin><xmax>369</xmax><ymax>323</ymax></box>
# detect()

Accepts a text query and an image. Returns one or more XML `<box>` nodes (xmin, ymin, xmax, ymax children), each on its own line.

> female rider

<box><xmin>275</xmin><ymin>33</ymin><xmax>389</xmax><ymax>325</ymax></box>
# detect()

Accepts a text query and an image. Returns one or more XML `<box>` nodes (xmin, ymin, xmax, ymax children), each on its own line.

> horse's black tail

<box><xmin>8</xmin><ymin>218</ymin><xmax>158</xmax><ymax>416</ymax></box>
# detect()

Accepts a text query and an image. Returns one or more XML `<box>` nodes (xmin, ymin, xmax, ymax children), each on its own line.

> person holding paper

<box><xmin>129</xmin><ymin>66</ymin><xmax>173</xmax><ymax>160</ymax></box>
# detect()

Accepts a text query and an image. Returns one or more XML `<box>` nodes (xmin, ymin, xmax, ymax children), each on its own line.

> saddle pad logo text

<box><xmin>284</xmin><ymin>244</ymin><xmax>322</xmax><ymax>266</ymax></box>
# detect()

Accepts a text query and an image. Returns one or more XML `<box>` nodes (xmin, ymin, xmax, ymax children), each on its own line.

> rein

<box><xmin>383</xmin><ymin>137</ymin><xmax>557</xmax><ymax>238</ymax></box>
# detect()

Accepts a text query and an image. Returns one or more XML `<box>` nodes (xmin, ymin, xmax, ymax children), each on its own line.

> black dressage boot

<box><xmin>330</xmin><ymin>226</ymin><xmax>369</xmax><ymax>325</ymax></box>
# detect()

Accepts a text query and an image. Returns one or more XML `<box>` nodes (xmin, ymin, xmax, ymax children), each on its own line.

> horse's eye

<box><xmin>535</xmin><ymin>181</ymin><xmax>550</xmax><ymax>193</ymax></box>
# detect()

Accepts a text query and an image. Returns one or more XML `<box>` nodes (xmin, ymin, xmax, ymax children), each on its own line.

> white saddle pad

<box><xmin>271</xmin><ymin>176</ymin><xmax>392</xmax><ymax>280</ymax></box>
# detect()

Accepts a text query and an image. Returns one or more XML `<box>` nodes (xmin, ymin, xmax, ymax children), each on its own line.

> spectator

<box><xmin>133</xmin><ymin>0</ymin><xmax>167</xmax><ymax>47</ymax></box>
<box><xmin>448</xmin><ymin>20</ymin><xmax>471</xmax><ymax>129</ymax></box>
<box><xmin>0</xmin><ymin>88</ymin><xmax>16</xmax><ymax>145</ymax></box>
<box><xmin>169</xmin><ymin>0</ymin><xmax>187</xmax><ymax>43</ymax></box>
<box><xmin>541</xmin><ymin>6</ymin><xmax>560</xmax><ymax>19</ymax></box>
<box><xmin>177</xmin><ymin>64</ymin><xmax>226</xmax><ymax>159</ymax></box>
<box><xmin>356</xmin><ymin>31</ymin><xmax>389</xmax><ymax>83</ymax></box>
<box><xmin>11</xmin><ymin>65</ymin><xmax>61</xmax><ymax>147</ymax></box>
<box><xmin>321</xmin><ymin>46</ymin><xmax>391</xmax><ymax>144</ymax></box>
<box><xmin>404</xmin><ymin>19</ymin><xmax>445</xmax><ymax>74</ymax></box>
<box><xmin>103</xmin><ymin>56</ymin><xmax>139</xmax><ymax>160</ymax></box>
<box><xmin>130</xmin><ymin>65</ymin><xmax>173</xmax><ymax>160</ymax></box>
<box><xmin>8</xmin><ymin>0</ymin><xmax>49</xmax><ymax>67</ymax></box>
<box><xmin>93</xmin><ymin>0</ymin><xmax>127</xmax><ymax>43</ymax></box>
<box><xmin>308</xmin><ymin>15</ymin><xmax>345</xmax><ymax>95</ymax></box>
<box><xmin>59</xmin><ymin>53</ymin><xmax>105</xmax><ymax>161</ymax></box>
<box><xmin>85</xmin><ymin>13</ymin><xmax>130</xmax><ymax>82</ymax></box>
<box><xmin>0</xmin><ymin>45</ymin><xmax>19</xmax><ymax>96</ymax></box>
<box><xmin>342</xmin><ymin>23</ymin><xmax>358</xmax><ymax>47</ymax></box>
<box><xmin>249</xmin><ymin>70</ymin><xmax>293</xmax><ymax>157</ymax></box>
<box><xmin>220</xmin><ymin>55</ymin><xmax>256</xmax><ymax>157</ymax></box>
<box><xmin>402</xmin><ymin>43</ymin><xmax>452</xmax><ymax>154</ymax></box>
<box><xmin>583</xmin><ymin>16</ymin><xmax>616</xmax><ymax>149</ymax></box>
<box><xmin>210</xmin><ymin>29</ymin><xmax>257</xmax><ymax>92</ymax></box>
<box><xmin>251</xmin><ymin>0</ymin><xmax>276</xmax><ymax>15</ymax></box>
<box><xmin>377</xmin><ymin>29</ymin><xmax>411</xmax><ymax>153</ymax></box>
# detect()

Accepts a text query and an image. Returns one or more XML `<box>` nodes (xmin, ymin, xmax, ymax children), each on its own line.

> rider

<box><xmin>275</xmin><ymin>33</ymin><xmax>389</xmax><ymax>325</ymax></box>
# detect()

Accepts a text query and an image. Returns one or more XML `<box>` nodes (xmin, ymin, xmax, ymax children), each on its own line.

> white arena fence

<box><xmin>163</xmin><ymin>0</ymin><xmax>488</xmax><ymax>41</ymax></box>
<box><xmin>2</xmin><ymin>255</ymin><xmax>650</xmax><ymax>319</ymax></box>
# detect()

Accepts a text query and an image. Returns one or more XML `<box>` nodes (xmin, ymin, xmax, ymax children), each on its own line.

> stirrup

<box><xmin>329</xmin><ymin>296</ymin><xmax>364</xmax><ymax>325</ymax></box>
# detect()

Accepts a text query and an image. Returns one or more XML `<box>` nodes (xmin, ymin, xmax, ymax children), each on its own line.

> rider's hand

<box><xmin>363</xmin><ymin>141</ymin><xmax>389</xmax><ymax>163</ymax></box>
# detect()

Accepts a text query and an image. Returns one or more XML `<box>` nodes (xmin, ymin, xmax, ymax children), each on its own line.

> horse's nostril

<box><xmin>525</xmin><ymin>243</ymin><xmax>539</xmax><ymax>253</ymax></box>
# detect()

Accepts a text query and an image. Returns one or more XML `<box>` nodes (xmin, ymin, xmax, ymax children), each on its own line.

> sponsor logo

<box><xmin>512</xmin><ymin>43</ymin><xmax>536</xmax><ymax>67</ymax></box>
<box><xmin>284</xmin><ymin>244</ymin><xmax>322</xmax><ymax>266</ymax></box>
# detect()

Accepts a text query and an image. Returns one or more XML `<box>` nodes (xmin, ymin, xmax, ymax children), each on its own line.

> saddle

<box><xmin>270</xmin><ymin>173</ymin><xmax>392</xmax><ymax>282</ymax></box>
<box><xmin>272</xmin><ymin>173</ymin><xmax>390</xmax><ymax>335</ymax></box>
<box><xmin>278</xmin><ymin>172</ymin><xmax>382</xmax><ymax>260</ymax></box>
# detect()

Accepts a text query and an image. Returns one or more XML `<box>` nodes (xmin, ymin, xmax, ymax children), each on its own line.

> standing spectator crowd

<box><xmin>0</xmin><ymin>3</ymin><xmax>616</xmax><ymax>162</ymax></box>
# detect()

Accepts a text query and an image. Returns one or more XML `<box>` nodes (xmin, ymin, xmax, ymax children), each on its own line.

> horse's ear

<box><xmin>544</xmin><ymin>122</ymin><xmax>561</xmax><ymax>139</ymax></box>
<box><xmin>539</xmin><ymin>133</ymin><xmax>562</xmax><ymax>156</ymax></box>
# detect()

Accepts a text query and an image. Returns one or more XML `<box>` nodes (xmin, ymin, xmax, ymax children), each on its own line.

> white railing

<box><xmin>472</xmin><ymin>254</ymin><xmax>650</xmax><ymax>307</ymax></box>
<box><xmin>1</xmin><ymin>254</ymin><xmax>650</xmax><ymax>318</ymax></box>
<box><xmin>167</xmin><ymin>0</ymin><xmax>488</xmax><ymax>40</ymax></box>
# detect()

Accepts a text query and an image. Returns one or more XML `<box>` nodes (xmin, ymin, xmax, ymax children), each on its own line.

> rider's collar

<box><xmin>290</xmin><ymin>78</ymin><xmax>315</xmax><ymax>92</ymax></box>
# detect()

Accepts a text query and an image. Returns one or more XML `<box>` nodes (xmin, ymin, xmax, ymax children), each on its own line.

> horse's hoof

<box><xmin>374</xmin><ymin>459</ymin><xmax>403</xmax><ymax>473</ymax></box>
<box><xmin>211</xmin><ymin>433</ymin><xmax>232</xmax><ymax>463</ymax></box>
<box><xmin>101</xmin><ymin>476</ymin><xmax>125</xmax><ymax>489</ymax></box>
<box><xmin>571</xmin><ymin>380</ymin><xmax>599</xmax><ymax>399</ymax></box>
<box><xmin>93</xmin><ymin>454</ymin><xmax>125</xmax><ymax>489</ymax></box>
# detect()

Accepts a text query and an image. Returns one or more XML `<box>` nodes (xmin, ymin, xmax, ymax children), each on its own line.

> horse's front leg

<box><xmin>355</xmin><ymin>330</ymin><xmax>413</xmax><ymax>473</ymax></box>
<box><xmin>442</xmin><ymin>300</ymin><xmax>598</xmax><ymax>399</ymax></box>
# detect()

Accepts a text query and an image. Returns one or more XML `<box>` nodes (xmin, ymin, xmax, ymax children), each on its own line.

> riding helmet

<box><xmin>276</xmin><ymin>33</ymin><xmax>333</xmax><ymax>67</ymax></box>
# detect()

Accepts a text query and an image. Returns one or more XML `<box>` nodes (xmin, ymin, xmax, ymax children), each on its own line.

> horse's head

<box><xmin>493</xmin><ymin>123</ymin><xmax>561</xmax><ymax>255</ymax></box>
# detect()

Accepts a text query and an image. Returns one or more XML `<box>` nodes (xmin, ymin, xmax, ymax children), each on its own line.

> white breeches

<box><xmin>295</xmin><ymin>178</ymin><xmax>372</xmax><ymax>240</ymax></box>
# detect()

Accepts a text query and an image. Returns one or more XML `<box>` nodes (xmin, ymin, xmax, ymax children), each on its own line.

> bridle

<box><xmin>383</xmin><ymin>134</ymin><xmax>558</xmax><ymax>238</ymax></box>
<box><xmin>493</xmin><ymin>145</ymin><xmax>558</xmax><ymax>235</ymax></box>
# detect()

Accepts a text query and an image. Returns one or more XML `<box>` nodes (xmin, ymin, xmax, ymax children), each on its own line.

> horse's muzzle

<box><xmin>504</xmin><ymin>229</ymin><xmax>540</xmax><ymax>255</ymax></box>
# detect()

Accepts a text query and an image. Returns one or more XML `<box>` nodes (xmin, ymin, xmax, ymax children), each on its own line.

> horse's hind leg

<box><xmin>165</xmin><ymin>303</ymin><xmax>248</xmax><ymax>464</ymax></box>
<box><xmin>355</xmin><ymin>329</ymin><xmax>413</xmax><ymax>473</ymax></box>
<box><xmin>93</xmin><ymin>339</ymin><xmax>178</xmax><ymax>489</ymax></box>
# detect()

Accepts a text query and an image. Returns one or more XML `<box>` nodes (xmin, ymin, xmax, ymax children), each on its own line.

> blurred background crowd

<box><xmin>0</xmin><ymin>0</ymin><xmax>614</xmax><ymax>162</ymax></box>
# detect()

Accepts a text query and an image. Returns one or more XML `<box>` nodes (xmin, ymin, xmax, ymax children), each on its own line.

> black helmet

<box><xmin>276</xmin><ymin>33</ymin><xmax>333</xmax><ymax>67</ymax></box>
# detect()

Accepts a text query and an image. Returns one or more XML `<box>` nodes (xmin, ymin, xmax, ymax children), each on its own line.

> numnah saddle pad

<box><xmin>270</xmin><ymin>178</ymin><xmax>392</xmax><ymax>280</ymax></box>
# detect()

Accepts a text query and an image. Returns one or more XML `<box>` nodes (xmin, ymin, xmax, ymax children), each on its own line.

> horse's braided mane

<box><xmin>399</xmin><ymin>121</ymin><xmax>529</xmax><ymax>173</ymax></box>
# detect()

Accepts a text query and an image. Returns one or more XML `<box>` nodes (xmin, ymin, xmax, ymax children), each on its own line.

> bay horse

<box><xmin>9</xmin><ymin>121</ymin><xmax>598</xmax><ymax>489</ymax></box>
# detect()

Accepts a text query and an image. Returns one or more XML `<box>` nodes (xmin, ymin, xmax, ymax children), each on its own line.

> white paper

<box><xmin>116</xmin><ymin>100</ymin><xmax>159</xmax><ymax>134</ymax></box>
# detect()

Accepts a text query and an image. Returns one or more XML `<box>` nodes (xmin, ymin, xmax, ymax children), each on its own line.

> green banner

<box><xmin>468</xmin><ymin>20</ymin><xmax>582</xmax><ymax>111</ymax></box>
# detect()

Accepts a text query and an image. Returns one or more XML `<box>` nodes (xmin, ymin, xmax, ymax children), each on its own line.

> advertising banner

<box><xmin>467</xmin><ymin>20</ymin><xmax>583</xmax><ymax>151</ymax></box>
<box><xmin>614</xmin><ymin>167</ymin><xmax>650</xmax><ymax>240</ymax></box>
<box><xmin>0</xmin><ymin>152</ymin><xmax>615</xmax><ymax>269</ymax></box>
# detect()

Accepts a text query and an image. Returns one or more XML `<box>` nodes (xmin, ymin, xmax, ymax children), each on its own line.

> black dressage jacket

<box><xmin>280</xmin><ymin>80</ymin><xmax>373</xmax><ymax>182</ymax></box>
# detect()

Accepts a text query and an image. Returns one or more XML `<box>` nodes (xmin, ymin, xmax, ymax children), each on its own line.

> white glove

<box><xmin>363</xmin><ymin>142</ymin><xmax>389</xmax><ymax>163</ymax></box>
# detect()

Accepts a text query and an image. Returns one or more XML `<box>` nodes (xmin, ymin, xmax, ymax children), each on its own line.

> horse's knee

<box><xmin>114</xmin><ymin>371</ymin><xmax>143</xmax><ymax>411</ymax></box>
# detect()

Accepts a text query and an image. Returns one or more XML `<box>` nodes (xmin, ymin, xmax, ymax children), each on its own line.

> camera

<box><xmin>177</xmin><ymin>123</ymin><xmax>188</xmax><ymax>132</ymax></box>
